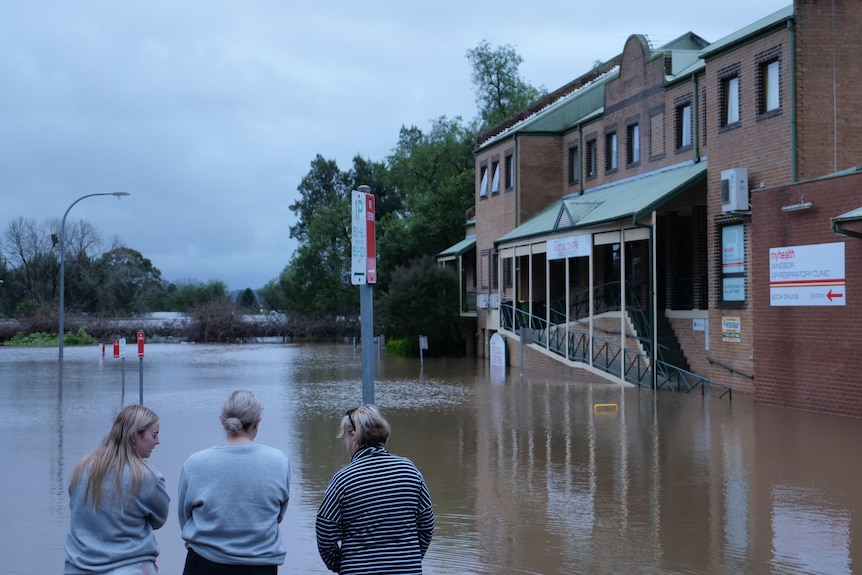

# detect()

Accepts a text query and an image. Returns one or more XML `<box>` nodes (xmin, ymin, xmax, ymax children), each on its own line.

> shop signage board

<box><xmin>769</xmin><ymin>242</ymin><xmax>845</xmax><ymax>306</ymax></box>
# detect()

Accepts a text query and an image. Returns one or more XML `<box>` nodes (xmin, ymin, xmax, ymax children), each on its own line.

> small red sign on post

<box><xmin>113</xmin><ymin>339</ymin><xmax>120</xmax><ymax>358</ymax></box>
<box><xmin>137</xmin><ymin>331</ymin><xmax>145</xmax><ymax>358</ymax></box>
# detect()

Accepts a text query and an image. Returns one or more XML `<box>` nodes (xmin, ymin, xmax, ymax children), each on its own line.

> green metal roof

<box><xmin>478</xmin><ymin>71</ymin><xmax>617</xmax><ymax>150</ymax></box>
<box><xmin>701</xmin><ymin>5</ymin><xmax>793</xmax><ymax>59</ymax></box>
<box><xmin>832</xmin><ymin>207</ymin><xmax>862</xmax><ymax>239</ymax></box>
<box><xmin>496</xmin><ymin>161</ymin><xmax>707</xmax><ymax>245</ymax></box>
<box><xmin>437</xmin><ymin>235</ymin><xmax>476</xmax><ymax>258</ymax></box>
<box><xmin>833</xmin><ymin>207</ymin><xmax>862</xmax><ymax>224</ymax></box>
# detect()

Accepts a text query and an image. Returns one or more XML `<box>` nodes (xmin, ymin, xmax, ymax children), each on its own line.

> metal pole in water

<box><xmin>139</xmin><ymin>357</ymin><xmax>144</xmax><ymax>405</ymax></box>
<box><xmin>360</xmin><ymin>283</ymin><xmax>374</xmax><ymax>405</ymax></box>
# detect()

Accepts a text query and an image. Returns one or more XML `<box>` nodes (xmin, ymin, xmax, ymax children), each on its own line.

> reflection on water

<box><xmin>1</xmin><ymin>343</ymin><xmax>861</xmax><ymax>574</ymax></box>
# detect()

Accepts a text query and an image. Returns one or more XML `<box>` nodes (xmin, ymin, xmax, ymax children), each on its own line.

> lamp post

<box><xmin>58</xmin><ymin>192</ymin><xmax>130</xmax><ymax>359</ymax></box>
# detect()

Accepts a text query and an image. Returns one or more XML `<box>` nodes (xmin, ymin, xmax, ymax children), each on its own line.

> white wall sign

<box><xmin>769</xmin><ymin>242</ymin><xmax>845</xmax><ymax>306</ymax></box>
<box><xmin>547</xmin><ymin>234</ymin><xmax>592</xmax><ymax>260</ymax></box>
<box><xmin>490</xmin><ymin>333</ymin><xmax>506</xmax><ymax>367</ymax></box>
<box><xmin>489</xmin><ymin>333</ymin><xmax>506</xmax><ymax>382</ymax></box>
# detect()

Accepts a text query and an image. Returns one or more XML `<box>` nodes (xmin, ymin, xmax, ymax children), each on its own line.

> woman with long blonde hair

<box><xmin>64</xmin><ymin>404</ymin><xmax>170</xmax><ymax>575</ymax></box>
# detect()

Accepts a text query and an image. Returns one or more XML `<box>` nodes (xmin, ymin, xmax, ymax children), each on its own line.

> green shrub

<box><xmin>65</xmin><ymin>326</ymin><xmax>98</xmax><ymax>346</ymax></box>
<box><xmin>385</xmin><ymin>338</ymin><xmax>417</xmax><ymax>357</ymax></box>
<box><xmin>6</xmin><ymin>326</ymin><xmax>98</xmax><ymax>347</ymax></box>
<box><xmin>6</xmin><ymin>331</ymin><xmax>56</xmax><ymax>346</ymax></box>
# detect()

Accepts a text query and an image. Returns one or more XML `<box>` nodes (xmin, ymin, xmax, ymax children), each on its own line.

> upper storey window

<box><xmin>568</xmin><ymin>144</ymin><xmax>580</xmax><ymax>184</ymax></box>
<box><xmin>626</xmin><ymin>123</ymin><xmax>640</xmax><ymax>165</ymax></box>
<box><xmin>721</xmin><ymin>75</ymin><xmax>740</xmax><ymax>127</ymax></box>
<box><xmin>479</xmin><ymin>165</ymin><xmax>488</xmax><ymax>198</ymax></box>
<box><xmin>758</xmin><ymin>58</ymin><xmax>781</xmax><ymax>115</ymax></box>
<box><xmin>677</xmin><ymin>103</ymin><xmax>692</xmax><ymax>149</ymax></box>
<box><xmin>491</xmin><ymin>160</ymin><xmax>500</xmax><ymax>194</ymax></box>
<box><xmin>605</xmin><ymin>131</ymin><xmax>618</xmax><ymax>172</ymax></box>
<box><xmin>586</xmin><ymin>138</ymin><xmax>598</xmax><ymax>178</ymax></box>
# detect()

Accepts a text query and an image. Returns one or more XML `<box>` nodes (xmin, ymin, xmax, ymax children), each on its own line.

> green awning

<box><xmin>497</xmin><ymin>161</ymin><xmax>707</xmax><ymax>245</ymax></box>
<box><xmin>437</xmin><ymin>236</ymin><xmax>476</xmax><ymax>260</ymax></box>
<box><xmin>832</xmin><ymin>206</ymin><xmax>862</xmax><ymax>238</ymax></box>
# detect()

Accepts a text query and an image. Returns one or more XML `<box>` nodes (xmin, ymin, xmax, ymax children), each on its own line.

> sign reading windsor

<box><xmin>769</xmin><ymin>242</ymin><xmax>845</xmax><ymax>306</ymax></box>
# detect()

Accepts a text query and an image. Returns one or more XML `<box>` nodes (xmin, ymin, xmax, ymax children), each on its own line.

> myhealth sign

<box><xmin>769</xmin><ymin>242</ymin><xmax>845</xmax><ymax>306</ymax></box>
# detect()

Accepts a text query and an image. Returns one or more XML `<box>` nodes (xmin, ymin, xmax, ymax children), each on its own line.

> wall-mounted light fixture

<box><xmin>781</xmin><ymin>195</ymin><xmax>813</xmax><ymax>212</ymax></box>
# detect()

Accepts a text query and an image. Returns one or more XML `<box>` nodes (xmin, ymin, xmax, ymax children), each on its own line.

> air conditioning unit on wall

<box><xmin>720</xmin><ymin>168</ymin><xmax>749</xmax><ymax>212</ymax></box>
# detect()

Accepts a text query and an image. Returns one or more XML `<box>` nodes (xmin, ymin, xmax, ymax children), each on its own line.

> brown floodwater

<box><xmin>1</xmin><ymin>342</ymin><xmax>860</xmax><ymax>574</ymax></box>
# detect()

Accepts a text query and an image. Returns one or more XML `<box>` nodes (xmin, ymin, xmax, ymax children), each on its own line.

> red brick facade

<box><xmin>751</xmin><ymin>171</ymin><xmax>862</xmax><ymax>417</ymax></box>
<box><xmin>460</xmin><ymin>1</ymin><xmax>862</xmax><ymax>416</ymax></box>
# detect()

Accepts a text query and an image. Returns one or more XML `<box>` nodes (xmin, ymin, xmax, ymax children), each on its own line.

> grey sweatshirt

<box><xmin>178</xmin><ymin>443</ymin><xmax>290</xmax><ymax>566</ymax></box>
<box><xmin>64</xmin><ymin>465</ymin><xmax>170</xmax><ymax>574</ymax></box>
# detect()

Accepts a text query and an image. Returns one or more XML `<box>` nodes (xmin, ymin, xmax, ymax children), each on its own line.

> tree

<box><xmin>466</xmin><ymin>39</ymin><xmax>546</xmax><ymax>129</ymax></box>
<box><xmin>237</xmin><ymin>288</ymin><xmax>259</xmax><ymax>311</ymax></box>
<box><xmin>269</xmin><ymin>154</ymin><xmax>398</xmax><ymax>319</ymax></box>
<box><xmin>89</xmin><ymin>247</ymin><xmax>164</xmax><ymax>316</ymax></box>
<box><xmin>162</xmin><ymin>279</ymin><xmax>229</xmax><ymax>312</ymax></box>
<box><xmin>377</xmin><ymin>255</ymin><xmax>462</xmax><ymax>355</ymax></box>
<box><xmin>377</xmin><ymin>117</ymin><xmax>475</xmax><ymax>290</ymax></box>
<box><xmin>1</xmin><ymin>217</ymin><xmax>57</xmax><ymax>307</ymax></box>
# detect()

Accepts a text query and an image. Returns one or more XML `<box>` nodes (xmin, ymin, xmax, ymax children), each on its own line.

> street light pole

<box><xmin>58</xmin><ymin>192</ymin><xmax>130</xmax><ymax>360</ymax></box>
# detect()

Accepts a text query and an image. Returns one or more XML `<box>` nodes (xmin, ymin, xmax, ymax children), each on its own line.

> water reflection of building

<box><xmin>471</xmin><ymin>376</ymin><xmax>857</xmax><ymax>573</ymax></box>
<box><xmin>439</xmin><ymin>0</ymin><xmax>862</xmax><ymax>417</ymax></box>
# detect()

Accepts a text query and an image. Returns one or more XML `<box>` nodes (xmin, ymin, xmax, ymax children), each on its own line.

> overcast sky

<box><xmin>1</xmin><ymin>1</ymin><xmax>790</xmax><ymax>291</ymax></box>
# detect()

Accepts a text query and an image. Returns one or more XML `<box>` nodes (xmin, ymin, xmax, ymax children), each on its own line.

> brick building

<box><xmin>439</xmin><ymin>1</ymin><xmax>862</xmax><ymax>416</ymax></box>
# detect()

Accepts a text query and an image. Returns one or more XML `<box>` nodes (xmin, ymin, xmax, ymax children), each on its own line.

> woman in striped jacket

<box><xmin>316</xmin><ymin>404</ymin><xmax>434</xmax><ymax>574</ymax></box>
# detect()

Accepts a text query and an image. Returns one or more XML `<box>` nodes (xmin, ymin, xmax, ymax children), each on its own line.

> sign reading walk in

<box><xmin>769</xmin><ymin>242</ymin><xmax>845</xmax><ymax>306</ymax></box>
<box><xmin>351</xmin><ymin>190</ymin><xmax>376</xmax><ymax>285</ymax></box>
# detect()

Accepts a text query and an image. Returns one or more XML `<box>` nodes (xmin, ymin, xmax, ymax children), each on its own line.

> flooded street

<box><xmin>1</xmin><ymin>342</ymin><xmax>860</xmax><ymax>574</ymax></box>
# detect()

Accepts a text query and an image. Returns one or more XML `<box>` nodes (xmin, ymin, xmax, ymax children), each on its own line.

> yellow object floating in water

<box><xmin>593</xmin><ymin>403</ymin><xmax>619</xmax><ymax>414</ymax></box>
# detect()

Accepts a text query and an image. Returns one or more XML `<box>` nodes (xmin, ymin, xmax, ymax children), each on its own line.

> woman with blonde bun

<box><xmin>178</xmin><ymin>390</ymin><xmax>291</xmax><ymax>575</ymax></box>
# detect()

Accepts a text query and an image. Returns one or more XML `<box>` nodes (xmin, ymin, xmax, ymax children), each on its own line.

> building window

<box><xmin>491</xmin><ymin>160</ymin><xmax>500</xmax><ymax>194</ymax></box>
<box><xmin>721</xmin><ymin>75</ymin><xmax>740</xmax><ymax>126</ymax></box>
<box><xmin>605</xmin><ymin>131</ymin><xmax>618</xmax><ymax>172</ymax></box>
<box><xmin>568</xmin><ymin>144</ymin><xmax>580</xmax><ymax>184</ymax></box>
<box><xmin>503</xmin><ymin>258</ymin><xmax>512</xmax><ymax>289</ymax></box>
<box><xmin>491</xmin><ymin>251</ymin><xmax>499</xmax><ymax>289</ymax></box>
<box><xmin>721</xmin><ymin>223</ymin><xmax>745</xmax><ymax>302</ymax></box>
<box><xmin>760</xmin><ymin>59</ymin><xmax>780</xmax><ymax>114</ymax></box>
<box><xmin>504</xmin><ymin>152</ymin><xmax>514</xmax><ymax>190</ymax></box>
<box><xmin>586</xmin><ymin>138</ymin><xmax>597</xmax><ymax>177</ymax></box>
<box><xmin>480</xmin><ymin>249</ymin><xmax>490</xmax><ymax>289</ymax></box>
<box><xmin>677</xmin><ymin>103</ymin><xmax>692</xmax><ymax>148</ymax></box>
<box><xmin>649</xmin><ymin>108</ymin><xmax>665</xmax><ymax>160</ymax></box>
<box><xmin>626</xmin><ymin>123</ymin><xmax>640</xmax><ymax>165</ymax></box>
<box><xmin>479</xmin><ymin>164</ymin><xmax>488</xmax><ymax>198</ymax></box>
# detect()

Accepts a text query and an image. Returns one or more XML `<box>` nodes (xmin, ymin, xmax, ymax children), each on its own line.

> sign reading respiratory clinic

<box><xmin>769</xmin><ymin>242</ymin><xmax>845</xmax><ymax>306</ymax></box>
<box><xmin>351</xmin><ymin>190</ymin><xmax>377</xmax><ymax>285</ymax></box>
<box><xmin>547</xmin><ymin>234</ymin><xmax>592</xmax><ymax>260</ymax></box>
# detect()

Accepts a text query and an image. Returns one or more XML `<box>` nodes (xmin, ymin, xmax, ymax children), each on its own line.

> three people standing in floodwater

<box><xmin>64</xmin><ymin>394</ymin><xmax>432</xmax><ymax>574</ymax></box>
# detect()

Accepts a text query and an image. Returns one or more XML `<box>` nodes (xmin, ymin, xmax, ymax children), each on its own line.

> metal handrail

<box><xmin>500</xmin><ymin>302</ymin><xmax>731</xmax><ymax>399</ymax></box>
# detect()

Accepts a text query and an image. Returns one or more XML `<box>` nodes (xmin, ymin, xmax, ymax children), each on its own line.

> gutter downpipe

<box><xmin>693</xmin><ymin>72</ymin><xmax>701</xmax><ymax>161</ymax></box>
<box><xmin>634</xmin><ymin>217</ymin><xmax>657</xmax><ymax>391</ymax></box>
<box><xmin>789</xmin><ymin>18</ymin><xmax>798</xmax><ymax>183</ymax></box>
<box><xmin>579</xmin><ymin>125</ymin><xmax>585</xmax><ymax>195</ymax></box>
<box><xmin>514</xmin><ymin>134</ymin><xmax>520</xmax><ymax>226</ymax></box>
